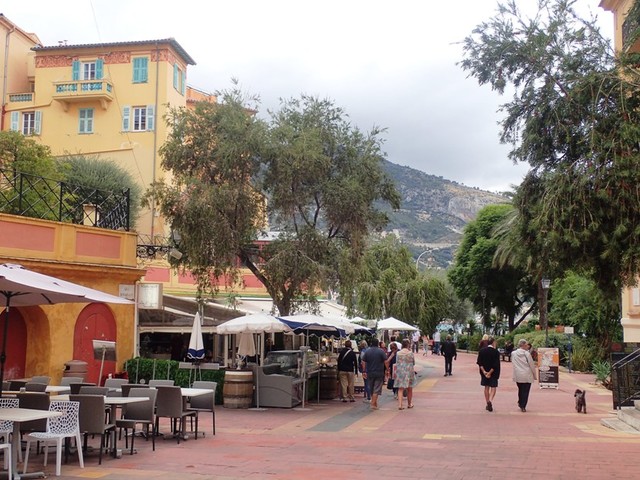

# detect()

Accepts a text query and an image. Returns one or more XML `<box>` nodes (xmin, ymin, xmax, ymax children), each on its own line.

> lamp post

<box><xmin>466</xmin><ymin>323</ymin><xmax>470</xmax><ymax>353</ymax></box>
<box><xmin>415</xmin><ymin>250</ymin><xmax>431</xmax><ymax>271</ymax></box>
<box><xmin>480</xmin><ymin>288</ymin><xmax>487</xmax><ymax>334</ymax></box>
<box><xmin>541</xmin><ymin>278</ymin><xmax>551</xmax><ymax>347</ymax></box>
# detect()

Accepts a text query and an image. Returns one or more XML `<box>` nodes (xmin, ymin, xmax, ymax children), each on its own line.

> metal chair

<box><xmin>70</xmin><ymin>394</ymin><xmax>116</xmax><ymax>465</ymax></box>
<box><xmin>78</xmin><ymin>386</ymin><xmax>109</xmax><ymax>396</ymax></box>
<box><xmin>116</xmin><ymin>388</ymin><xmax>157</xmax><ymax>455</ymax></box>
<box><xmin>30</xmin><ymin>376</ymin><xmax>51</xmax><ymax>385</ymax></box>
<box><xmin>104</xmin><ymin>378</ymin><xmax>128</xmax><ymax>397</ymax></box>
<box><xmin>154</xmin><ymin>386</ymin><xmax>197</xmax><ymax>444</ymax></box>
<box><xmin>23</xmin><ymin>400</ymin><xmax>85</xmax><ymax>477</ymax></box>
<box><xmin>120</xmin><ymin>384</ymin><xmax>149</xmax><ymax>397</ymax></box>
<box><xmin>25</xmin><ymin>383</ymin><xmax>47</xmax><ymax>392</ymax></box>
<box><xmin>0</xmin><ymin>398</ymin><xmax>18</xmax><ymax>478</ymax></box>
<box><xmin>188</xmin><ymin>381</ymin><xmax>217</xmax><ymax>436</ymax></box>
<box><xmin>60</xmin><ymin>377</ymin><xmax>84</xmax><ymax>387</ymax></box>
<box><xmin>148</xmin><ymin>380</ymin><xmax>175</xmax><ymax>387</ymax></box>
<box><xmin>69</xmin><ymin>383</ymin><xmax>96</xmax><ymax>395</ymax></box>
<box><xmin>8</xmin><ymin>381</ymin><xmax>26</xmax><ymax>391</ymax></box>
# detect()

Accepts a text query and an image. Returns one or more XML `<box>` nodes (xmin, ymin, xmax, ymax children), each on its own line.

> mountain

<box><xmin>380</xmin><ymin>160</ymin><xmax>508</xmax><ymax>268</ymax></box>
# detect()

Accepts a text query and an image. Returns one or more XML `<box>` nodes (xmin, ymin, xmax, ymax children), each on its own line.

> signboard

<box><xmin>538</xmin><ymin>347</ymin><xmax>560</xmax><ymax>389</ymax></box>
<box><xmin>137</xmin><ymin>283</ymin><xmax>163</xmax><ymax>309</ymax></box>
<box><xmin>119</xmin><ymin>284</ymin><xmax>135</xmax><ymax>301</ymax></box>
<box><xmin>564</xmin><ymin>326</ymin><xmax>574</xmax><ymax>335</ymax></box>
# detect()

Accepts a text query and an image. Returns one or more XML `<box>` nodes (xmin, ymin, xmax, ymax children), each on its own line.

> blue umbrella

<box><xmin>277</xmin><ymin>315</ymin><xmax>346</xmax><ymax>338</ymax></box>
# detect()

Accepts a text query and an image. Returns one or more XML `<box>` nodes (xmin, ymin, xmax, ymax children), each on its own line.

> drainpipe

<box><xmin>150</xmin><ymin>41</ymin><xmax>160</xmax><ymax>241</ymax></box>
<box><xmin>2</xmin><ymin>26</ymin><xmax>16</xmax><ymax>131</ymax></box>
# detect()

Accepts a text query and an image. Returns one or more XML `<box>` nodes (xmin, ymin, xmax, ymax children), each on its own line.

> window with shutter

<box><xmin>122</xmin><ymin>106</ymin><xmax>131</xmax><ymax>131</ymax></box>
<box><xmin>10</xmin><ymin>112</ymin><xmax>19</xmax><ymax>131</ymax></box>
<box><xmin>133</xmin><ymin>57</ymin><xmax>148</xmax><ymax>83</ymax></box>
<box><xmin>79</xmin><ymin>109</ymin><xmax>94</xmax><ymax>134</ymax></box>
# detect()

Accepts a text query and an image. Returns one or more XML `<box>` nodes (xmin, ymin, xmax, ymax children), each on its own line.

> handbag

<box><xmin>386</xmin><ymin>378</ymin><xmax>395</xmax><ymax>390</ymax></box>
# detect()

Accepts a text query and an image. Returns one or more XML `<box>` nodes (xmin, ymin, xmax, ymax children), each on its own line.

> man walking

<box><xmin>433</xmin><ymin>330</ymin><xmax>441</xmax><ymax>355</ymax></box>
<box><xmin>440</xmin><ymin>334</ymin><xmax>457</xmax><ymax>376</ymax></box>
<box><xmin>337</xmin><ymin>340</ymin><xmax>359</xmax><ymax>402</ymax></box>
<box><xmin>361</xmin><ymin>338</ymin><xmax>387</xmax><ymax>410</ymax></box>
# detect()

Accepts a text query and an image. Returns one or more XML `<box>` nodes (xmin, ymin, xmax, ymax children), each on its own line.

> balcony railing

<box><xmin>8</xmin><ymin>93</ymin><xmax>34</xmax><ymax>103</ymax></box>
<box><xmin>52</xmin><ymin>79</ymin><xmax>114</xmax><ymax>110</ymax></box>
<box><xmin>0</xmin><ymin>167</ymin><xmax>130</xmax><ymax>231</ymax></box>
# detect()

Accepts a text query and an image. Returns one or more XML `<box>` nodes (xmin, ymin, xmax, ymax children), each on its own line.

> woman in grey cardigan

<box><xmin>512</xmin><ymin>339</ymin><xmax>538</xmax><ymax>412</ymax></box>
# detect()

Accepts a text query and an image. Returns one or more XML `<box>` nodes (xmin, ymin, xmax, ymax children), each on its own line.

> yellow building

<box><xmin>600</xmin><ymin>0</ymin><xmax>640</xmax><ymax>342</ymax></box>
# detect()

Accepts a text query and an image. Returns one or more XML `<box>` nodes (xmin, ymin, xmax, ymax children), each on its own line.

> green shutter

<box><xmin>34</xmin><ymin>111</ymin><xmax>42</xmax><ymax>135</ymax></box>
<box><xmin>10</xmin><ymin>112</ymin><xmax>19</xmax><ymax>131</ymax></box>
<box><xmin>72</xmin><ymin>60</ymin><xmax>80</xmax><ymax>81</ymax></box>
<box><xmin>96</xmin><ymin>59</ymin><xmax>104</xmax><ymax>79</ymax></box>
<box><xmin>181</xmin><ymin>71</ymin><xmax>186</xmax><ymax>95</ymax></box>
<box><xmin>173</xmin><ymin>64</ymin><xmax>178</xmax><ymax>89</ymax></box>
<box><xmin>122</xmin><ymin>106</ymin><xmax>131</xmax><ymax>131</ymax></box>
<box><xmin>146</xmin><ymin>105</ymin><xmax>155</xmax><ymax>131</ymax></box>
<box><xmin>133</xmin><ymin>57</ymin><xmax>148</xmax><ymax>83</ymax></box>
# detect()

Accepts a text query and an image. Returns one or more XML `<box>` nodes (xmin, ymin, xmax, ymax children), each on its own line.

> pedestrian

<box><xmin>358</xmin><ymin>341</ymin><xmax>371</xmax><ymax>402</ymax></box>
<box><xmin>422</xmin><ymin>333</ymin><xmax>430</xmax><ymax>356</ymax></box>
<box><xmin>385</xmin><ymin>341</ymin><xmax>399</xmax><ymax>399</ymax></box>
<box><xmin>395</xmin><ymin>339</ymin><xmax>416</xmax><ymax>409</ymax></box>
<box><xmin>411</xmin><ymin>330</ymin><xmax>420</xmax><ymax>353</ymax></box>
<box><xmin>512</xmin><ymin>339</ymin><xmax>537</xmax><ymax>412</ymax></box>
<box><xmin>476</xmin><ymin>336</ymin><xmax>500</xmax><ymax>412</ymax></box>
<box><xmin>478</xmin><ymin>333</ymin><xmax>490</xmax><ymax>350</ymax></box>
<box><xmin>361</xmin><ymin>338</ymin><xmax>387</xmax><ymax>410</ymax></box>
<box><xmin>337</xmin><ymin>340</ymin><xmax>359</xmax><ymax>403</ymax></box>
<box><xmin>440</xmin><ymin>334</ymin><xmax>457</xmax><ymax>376</ymax></box>
<box><xmin>433</xmin><ymin>330</ymin><xmax>441</xmax><ymax>355</ymax></box>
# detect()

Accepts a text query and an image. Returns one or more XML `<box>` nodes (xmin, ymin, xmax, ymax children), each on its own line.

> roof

<box><xmin>0</xmin><ymin>13</ymin><xmax>42</xmax><ymax>45</ymax></box>
<box><xmin>32</xmin><ymin>37</ymin><xmax>196</xmax><ymax>65</ymax></box>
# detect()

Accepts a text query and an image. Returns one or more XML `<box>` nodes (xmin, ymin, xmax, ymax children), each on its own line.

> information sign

<box><xmin>537</xmin><ymin>347</ymin><xmax>560</xmax><ymax>389</ymax></box>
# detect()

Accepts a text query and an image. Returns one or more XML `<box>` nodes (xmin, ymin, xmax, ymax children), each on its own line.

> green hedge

<box><xmin>123</xmin><ymin>357</ymin><xmax>225</xmax><ymax>404</ymax></box>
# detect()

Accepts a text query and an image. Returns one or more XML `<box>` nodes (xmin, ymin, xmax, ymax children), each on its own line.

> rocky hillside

<box><xmin>380</xmin><ymin>160</ymin><xmax>508</xmax><ymax>267</ymax></box>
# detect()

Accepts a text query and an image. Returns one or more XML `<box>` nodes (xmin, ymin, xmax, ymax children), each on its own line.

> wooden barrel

<box><xmin>319</xmin><ymin>368</ymin><xmax>339</xmax><ymax>400</ymax></box>
<box><xmin>223</xmin><ymin>370</ymin><xmax>254</xmax><ymax>409</ymax></box>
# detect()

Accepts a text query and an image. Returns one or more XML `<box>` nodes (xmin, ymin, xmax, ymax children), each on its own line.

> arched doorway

<box><xmin>73</xmin><ymin>304</ymin><xmax>117</xmax><ymax>384</ymax></box>
<box><xmin>0</xmin><ymin>308</ymin><xmax>27</xmax><ymax>379</ymax></box>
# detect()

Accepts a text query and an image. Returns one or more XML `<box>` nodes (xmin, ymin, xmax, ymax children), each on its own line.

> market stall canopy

<box><xmin>278</xmin><ymin>314</ymin><xmax>347</xmax><ymax>338</ymax></box>
<box><xmin>376</xmin><ymin>316</ymin><xmax>419</xmax><ymax>331</ymax></box>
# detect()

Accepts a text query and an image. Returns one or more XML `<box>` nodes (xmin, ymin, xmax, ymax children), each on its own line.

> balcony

<box><xmin>52</xmin><ymin>79</ymin><xmax>114</xmax><ymax>111</ymax></box>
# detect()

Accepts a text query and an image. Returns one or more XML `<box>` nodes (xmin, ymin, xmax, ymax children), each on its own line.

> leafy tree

<box><xmin>149</xmin><ymin>87</ymin><xmax>400</xmax><ymax>314</ymax></box>
<box><xmin>550</xmin><ymin>271</ymin><xmax>621</xmax><ymax>349</ymax></box>
<box><xmin>460</xmin><ymin>0</ymin><xmax>640</xmax><ymax>308</ymax></box>
<box><xmin>59</xmin><ymin>154</ymin><xmax>142</xmax><ymax>229</ymax></box>
<box><xmin>351</xmin><ymin>236</ymin><xmax>449</xmax><ymax>335</ymax></box>
<box><xmin>0</xmin><ymin>131</ymin><xmax>61</xmax><ymax>220</ymax></box>
<box><xmin>448</xmin><ymin>204</ymin><xmax>535</xmax><ymax>331</ymax></box>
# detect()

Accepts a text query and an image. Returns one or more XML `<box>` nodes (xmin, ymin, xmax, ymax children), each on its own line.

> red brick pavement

<box><xmin>36</xmin><ymin>350</ymin><xmax>640</xmax><ymax>479</ymax></box>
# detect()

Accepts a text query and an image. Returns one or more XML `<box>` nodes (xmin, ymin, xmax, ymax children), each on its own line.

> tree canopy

<box><xmin>448</xmin><ymin>204</ymin><xmax>536</xmax><ymax>332</ymax></box>
<box><xmin>149</xmin><ymin>87</ymin><xmax>400</xmax><ymax>314</ymax></box>
<box><xmin>460</xmin><ymin>0</ymin><xmax>640</xmax><ymax>327</ymax></box>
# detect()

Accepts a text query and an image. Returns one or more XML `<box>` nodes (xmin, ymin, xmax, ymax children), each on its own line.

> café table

<box><xmin>44</xmin><ymin>386</ymin><xmax>70</xmax><ymax>395</ymax></box>
<box><xmin>0</xmin><ymin>407</ymin><xmax>62</xmax><ymax>479</ymax></box>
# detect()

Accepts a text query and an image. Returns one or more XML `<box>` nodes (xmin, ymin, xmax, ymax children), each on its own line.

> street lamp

<box><xmin>541</xmin><ymin>278</ymin><xmax>551</xmax><ymax>347</ymax></box>
<box><xmin>480</xmin><ymin>288</ymin><xmax>487</xmax><ymax>333</ymax></box>
<box><xmin>415</xmin><ymin>250</ymin><xmax>431</xmax><ymax>270</ymax></box>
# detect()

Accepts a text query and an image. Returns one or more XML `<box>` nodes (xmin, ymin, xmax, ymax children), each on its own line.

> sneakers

<box><xmin>342</xmin><ymin>399</ymin><xmax>348</xmax><ymax>403</ymax></box>
<box><xmin>364</xmin><ymin>398</ymin><xmax>371</xmax><ymax>403</ymax></box>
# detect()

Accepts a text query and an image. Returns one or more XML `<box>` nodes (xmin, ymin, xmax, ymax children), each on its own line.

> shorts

<box><xmin>368</xmin><ymin>376</ymin><xmax>384</xmax><ymax>395</ymax></box>
<box><xmin>480</xmin><ymin>375</ymin><xmax>499</xmax><ymax>388</ymax></box>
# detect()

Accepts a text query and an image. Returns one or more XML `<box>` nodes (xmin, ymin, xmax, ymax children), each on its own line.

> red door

<box><xmin>73</xmin><ymin>304</ymin><xmax>117</xmax><ymax>384</ymax></box>
<box><xmin>0</xmin><ymin>308</ymin><xmax>27</xmax><ymax>380</ymax></box>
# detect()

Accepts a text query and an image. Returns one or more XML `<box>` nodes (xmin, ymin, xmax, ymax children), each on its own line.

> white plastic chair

<box><xmin>23</xmin><ymin>400</ymin><xmax>84</xmax><ymax>477</ymax></box>
<box><xmin>0</xmin><ymin>398</ymin><xmax>17</xmax><ymax>477</ymax></box>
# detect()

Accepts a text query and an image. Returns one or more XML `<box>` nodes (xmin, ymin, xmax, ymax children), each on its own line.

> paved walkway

<box><xmin>30</xmin><ymin>351</ymin><xmax>639</xmax><ymax>479</ymax></box>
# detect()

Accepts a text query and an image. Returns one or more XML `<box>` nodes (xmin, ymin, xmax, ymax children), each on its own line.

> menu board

<box><xmin>537</xmin><ymin>347</ymin><xmax>559</xmax><ymax>389</ymax></box>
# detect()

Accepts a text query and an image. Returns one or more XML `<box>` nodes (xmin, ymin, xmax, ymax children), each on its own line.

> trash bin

<box><xmin>63</xmin><ymin>360</ymin><xmax>88</xmax><ymax>381</ymax></box>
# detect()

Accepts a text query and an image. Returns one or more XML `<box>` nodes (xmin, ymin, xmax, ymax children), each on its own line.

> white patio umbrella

<box><xmin>0</xmin><ymin>263</ymin><xmax>132</xmax><ymax>393</ymax></box>
<box><xmin>186</xmin><ymin>312</ymin><xmax>205</xmax><ymax>361</ymax></box>
<box><xmin>237</xmin><ymin>332</ymin><xmax>257</xmax><ymax>357</ymax></box>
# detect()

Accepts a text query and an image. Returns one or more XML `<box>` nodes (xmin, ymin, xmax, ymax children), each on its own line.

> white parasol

<box><xmin>186</xmin><ymin>312</ymin><xmax>205</xmax><ymax>361</ymax></box>
<box><xmin>376</xmin><ymin>316</ymin><xmax>419</xmax><ymax>331</ymax></box>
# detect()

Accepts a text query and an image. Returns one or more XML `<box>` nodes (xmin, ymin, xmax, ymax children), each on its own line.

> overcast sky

<box><xmin>4</xmin><ymin>0</ymin><xmax>613</xmax><ymax>193</ymax></box>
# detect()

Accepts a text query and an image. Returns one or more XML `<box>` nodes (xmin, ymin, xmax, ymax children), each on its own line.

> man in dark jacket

<box><xmin>337</xmin><ymin>340</ymin><xmax>359</xmax><ymax>402</ymax></box>
<box><xmin>476</xmin><ymin>336</ymin><xmax>501</xmax><ymax>412</ymax></box>
<box><xmin>440</xmin><ymin>334</ymin><xmax>457</xmax><ymax>377</ymax></box>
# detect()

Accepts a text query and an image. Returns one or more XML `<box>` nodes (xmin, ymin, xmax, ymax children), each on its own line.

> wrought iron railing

<box><xmin>0</xmin><ymin>167</ymin><xmax>130</xmax><ymax>231</ymax></box>
<box><xmin>612</xmin><ymin>348</ymin><xmax>640</xmax><ymax>409</ymax></box>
